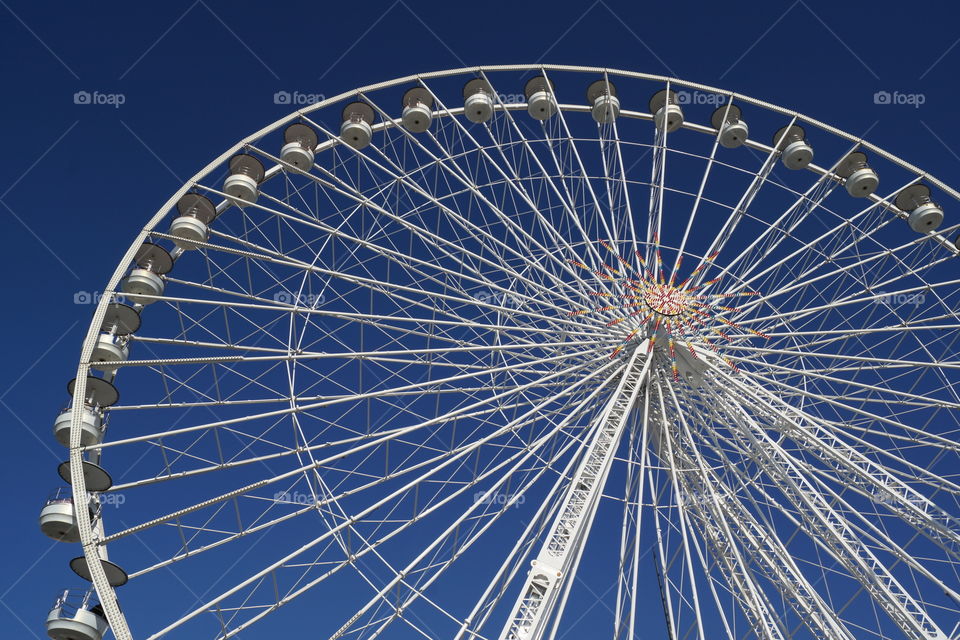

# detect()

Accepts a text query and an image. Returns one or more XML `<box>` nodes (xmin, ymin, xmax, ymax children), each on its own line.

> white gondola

<box><xmin>710</xmin><ymin>103</ymin><xmax>749</xmax><ymax>148</ymax></box>
<box><xmin>586</xmin><ymin>79</ymin><xmax>620</xmax><ymax>123</ymax></box>
<box><xmin>39</xmin><ymin>488</ymin><xmax>86</xmax><ymax>542</ymax></box>
<box><xmin>524</xmin><ymin>76</ymin><xmax>557</xmax><ymax>121</ymax></box>
<box><xmin>649</xmin><ymin>88</ymin><xmax>684</xmax><ymax>133</ymax></box>
<box><xmin>223</xmin><ymin>154</ymin><xmax>265</xmax><ymax>206</ymax></box>
<box><xmin>89</xmin><ymin>334</ymin><xmax>128</xmax><ymax>372</ymax></box>
<box><xmin>837</xmin><ymin>151</ymin><xmax>879</xmax><ymax>197</ymax></box>
<box><xmin>53</xmin><ymin>405</ymin><xmax>103</xmax><ymax>447</ymax></box>
<box><xmin>463</xmin><ymin>78</ymin><xmax>494</xmax><ymax>124</ymax></box>
<box><xmin>896</xmin><ymin>183</ymin><xmax>944</xmax><ymax>232</ymax></box>
<box><xmin>340</xmin><ymin>102</ymin><xmax>375</xmax><ymax>149</ymax></box>
<box><xmin>45</xmin><ymin>589</ymin><xmax>108</xmax><ymax>640</ymax></box>
<box><xmin>773</xmin><ymin>125</ymin><xmax>814</xmax><ymax>169</ymax></box>
<box><xmin>401</xmin><ymin>87</ymin><xmax>434</xmax><ymax>133</ymax></box>
<box><xmin>169</xmin><ymin>193</ymin><xmax>216</xmax><ymax>250</ymax></box>
<box><xmin>89</xmin><ymin>302</ymin><xmax>139</xmax><ymax>371</ymax></box>
<box><xmin>120</xmin><ymin>243</ymin><xmax>172</xmax><ymax>305</ymax></box>
<box><xmin>280</xmin><ymin>123</ymin><xmax>319</xmax><ymax>171</ymax></box>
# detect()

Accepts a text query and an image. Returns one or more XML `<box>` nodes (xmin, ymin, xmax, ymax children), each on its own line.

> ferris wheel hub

<box><xmin>643</xmin><ymin>283</ymin><xmax>689</xmax><ymax>317</ymax></box>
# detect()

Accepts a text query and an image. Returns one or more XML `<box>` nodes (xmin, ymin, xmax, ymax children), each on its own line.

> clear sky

<box><xmin>2</xmin><ymin>0</ymin><xmax>959</xmax><ymax>638</ymax></box>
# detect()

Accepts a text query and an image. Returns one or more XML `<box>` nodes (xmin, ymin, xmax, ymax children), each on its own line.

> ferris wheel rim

<box><xmin>61</xmin><ymin>64</ymin><xmax>960</xmax><ymax>640</ymax></box>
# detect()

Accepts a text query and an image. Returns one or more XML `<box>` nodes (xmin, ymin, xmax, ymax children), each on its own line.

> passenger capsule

<box><xmin>223</xmin><ymin>154</ymin><xmax>265</xmax><ymax>206</ymax></box>
<box><xmin>649</xmin><ymin>89</ymin><xmax>684</xmax><ymax>133</ymax></box>
<box><xmin>773</xmin><ymin>125</ymin><xmax>814</xmax><ymax>170</ymax></box>
<box><xmin>896</xmin><ymin>183</ymin><xmax>944</xmax><ymax>233</ymax></box>
<box><xmin>340</xmin><ymin>102</ymin><xmax>375</xmax><ymax>150</ymax></box>
<box><xmin>463</xmin><ymin>79</ymin><xmax>494</xmax><ymax>124</ymax></box>
<box><xmin>524</xmin><ymin>76</ymin><xmax>557</xmax><ymax>121</ymax></box>
<box><xmin>711</xmin><ymin>104</ymin><xmax>749</xmax><ymax>148</ymax></box>
<box><xmin>586</xmin><ymin>79</ymin><xmax>620</xmax><ymax>123</ymax></box>
<box><xmin>836</xmin><ymin>151</ymin><xmax>879</xmax><ymax>197</ymax></box>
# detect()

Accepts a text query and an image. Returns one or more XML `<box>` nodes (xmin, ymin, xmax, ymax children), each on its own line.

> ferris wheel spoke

<box><xmin>668</xmin><ymin>99</ymin><xmax>733</xmax><ymax>286</ymax></box>
<box><xmin>328</xmin><ymin>366</ymin><xmax>620</xmax><ymax>640</ymax></box>
<box><xmin>735</xmin><ymin>221</ymin><xmax>954</xmax><ymax>325</ymax></box>
<box><xmin>290</xmin><ymin>119</ymin><xmax>596</xmax><ymax>308</ymax></box>
<box><xmin>594</xmin><ymin>80</ymin><xmax>640</xmax><ymax>261</ymax></box>
<box><xmin>160</xmin><ymin>231</ymin><xmax>599</xmax><ymax>335</ymax></box>
<box><xmin>659</xmin><ymin>375</ymin><xmax>857</xmax><ymax>639</ymax></box>
<box><xmin>476</xmin><ymin>70</ymin><xmax>609</xmax><ymax>270</ymax></box>
<box><xmin>721</xmin><ymin>351</ymin><xmax>960</xmax><ymax>411</ymax></box>
<box><xmin>732</xmin><ymin>176</ymin><xmax>933</xmax><ymax>300</ymax></box>
<box><xmin>199</xmin><ymin>191</ymin><xmax>588</xmax><ymax>321</ymax></box>
<box><xmin>723</xmin><ymin>363</ymin><xmax>960</xmax><ymax>468</ymax></box>
<box><xmin>227</xmin><ymin>397</ymin><xmax>584</xmax><ymax>640</ymax></box>
<box><xmin>145</xmin><ymin>285</ymin><xmax>584</xmax><ymax>352</ymax></box>
<box><xmin>113</xmin><ymin>338</ymin><xmax>603</xmax><ymax>371</ymax></box>
<box><xmin>495</xmin><ymin>345</ymin><xmax>650</xmax><ymax>640</ymax></box>
<box><xmin>721</xmin><ymin>147</ymin><xmax>853</xmax><ymax>288</ymax></box>
<box><xmin>96</xmin><ymin>345</ymin><xmax>611</xmax><ymax>461</ymax></box>
<box><xmin>687</xmin><ymin>117</ymin><xmax>792</xmax><ymax>291</ymax></box>
<box><xmin>420</xmin><ymin>79</ymin><xmax>605</xmax><ymax>278</ymax></box>
<box><xmin>697</xmin><ymin>396</ymin><xmax>960</xmax><ymax>633</ymax></box>
<box><xmin>737</xmin><ymin>274</ymin><xmax>960</xmax><ymax>333</ymax></box>
<box><xmin>703</xmin><ymin>370</ymin><xmax>953</xmax><ymax>639</ymax></box>
<box><xmin>105</xmin><ymin>352</ymin><xmax>620</xmax><ymax>551</ymax></box>
<box><xmin>652</xmin><ymin>379</ymin><xmax>711</xmax><ymax>640</ymax></box>
<box><xmin>227</xmin><ymin>157</ymin><xmax>595</xmax><ymax>322</ymax></box>
<box><xmin>710</xmin><ymin>367</ymin><xmax>960</xmax><ymax>556</ymax></box>
<box><xmin>143</xmin><ymin>355</ymin><xmax>624</xmax><ymax>639</ymax></box>
<box><xmin>538</xmin><ymin>69</ymin><xmax>621</xmax><ymax>249</ymax></box>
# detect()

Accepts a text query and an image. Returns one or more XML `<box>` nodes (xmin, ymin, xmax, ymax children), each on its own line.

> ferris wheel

<box><xmin>38</xmin><ymin>65</ymin><xmax>960</xmax><ymax>640</ymax></box>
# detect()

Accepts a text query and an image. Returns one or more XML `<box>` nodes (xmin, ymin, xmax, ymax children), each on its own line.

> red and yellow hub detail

<box><xmin>567</xmin><ymin>239</ymin><xmax>768</xmax><ymax>379</ymax></box>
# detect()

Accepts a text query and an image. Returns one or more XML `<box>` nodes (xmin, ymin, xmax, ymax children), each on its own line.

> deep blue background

<box><xmin>2</xmin><ymin>0</ymin><xmax>958</xmax><ymax>636</ymax></box>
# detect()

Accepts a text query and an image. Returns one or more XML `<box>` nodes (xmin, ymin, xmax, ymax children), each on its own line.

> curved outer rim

<box><xmin>66</xmin><ymin>63</ymin><xmax>960</xmax><ymax>640</ymax></box>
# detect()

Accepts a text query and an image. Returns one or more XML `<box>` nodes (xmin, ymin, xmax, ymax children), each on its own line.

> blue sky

<box><xmin>3</xmin><ymin>0</ymin><xmax>960</xmax><ymax>637</ymax></box>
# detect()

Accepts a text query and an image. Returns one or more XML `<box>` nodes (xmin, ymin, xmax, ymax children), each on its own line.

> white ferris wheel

<box><xmin>38</xmin><ymin>65</ymin><xmax>960</xmax><ymax>640</ymax></box>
